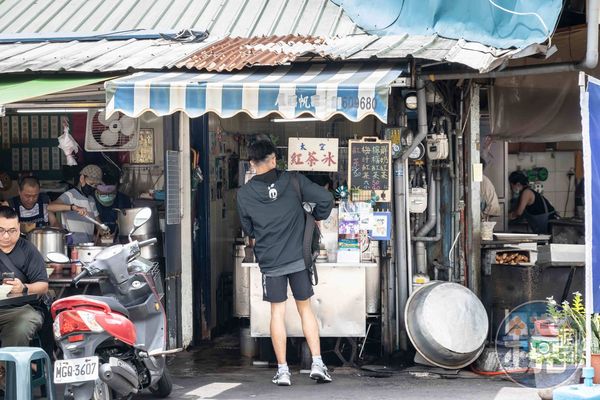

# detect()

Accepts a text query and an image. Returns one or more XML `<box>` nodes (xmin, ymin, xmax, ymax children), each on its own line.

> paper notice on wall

<box><xmin>11</xmin><ymin>148</ymin><xmax>19</xmax><ymax>171</ymax></box>
<box><xmin>20</xmin><ymin>116</ymin><xmax>29</xmax><ymax>144</ymax></box>
<box><xmin>41</xmin><ymin>116</ymin><xmax>49</xmax><ymax>139</ymax></box>
<box><xmin>21</xmin><ymin>148</ymin><xmax>30</xmax><ymax>171</ymax></box>
<box><xmin>50</xmin><ymin>116</ymin><xmax>59</xmax><ymax>138</ymax></box>
<box><xmin>30</xmin><ymin>116</ymin><xmax>39</xmax><ymax>139</ymax></box>
<box><xmin>41</xmin><ymin>147</ymin><xmax>50</xmax><ymax>170</ymax></box>
<box><xmin>31</xmin><ymin>148</ymin><xmax>39</xmax><ymax>171</ymax></box>
<box><xmin>11</xmin><ymin>116</ymin><xmax>19</xmax><ymax>144</ymax></box>
<box><xmin>2</xmin><ymin>118</ymin><xmax>9</xmax><ymax>149</ymax></box>
<box><xmin>51</xmin><ymin>147</ymin><xmax>60</xmax><ymax>170</ymax></box>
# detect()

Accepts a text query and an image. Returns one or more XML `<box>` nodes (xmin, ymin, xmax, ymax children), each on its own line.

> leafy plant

<box><xmin>547</xmin><ymin>292</ymin><xmax>600</xmax><ymax>353</ymax></box>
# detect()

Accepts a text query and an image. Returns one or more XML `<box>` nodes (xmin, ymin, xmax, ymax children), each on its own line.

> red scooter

<box><xmin>48</xmin><ymin>208</ymin><xmax>174</xmax><ymax>400</ymax></box>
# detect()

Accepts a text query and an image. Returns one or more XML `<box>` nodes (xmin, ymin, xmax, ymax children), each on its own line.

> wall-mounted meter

<box><xmin>426</xmin><ymin>134</ymin><xmax>449</xmax><ymax>160</ymax></box>
<box><xmin>408</xmin><ymin>142</ymin><xmax>425</xmax><ymax>161</ymax></box>
<box><xmin>409</xmin><ymin>187</ymin><xmax>428</xmax><ymax>213</ymax></box>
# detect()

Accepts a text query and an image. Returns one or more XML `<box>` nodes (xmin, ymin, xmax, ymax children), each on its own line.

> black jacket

<box><xmin>237</xmin><ymin>170</ymin><xmax>333</xmax><ymax>275</ymax></box>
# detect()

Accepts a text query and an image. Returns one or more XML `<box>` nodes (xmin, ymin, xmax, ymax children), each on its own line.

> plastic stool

<box><xmin>554</xmin><ymin>367</ymin><xmax>600</xmax><ymax>400</ymax></box>
<box><xmin>0</xmin><ymin>346</ymin><xmax>54</xmax><ymax>400</ymax></box>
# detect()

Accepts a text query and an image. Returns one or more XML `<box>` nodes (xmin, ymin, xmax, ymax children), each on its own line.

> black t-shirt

<box><xmin>522</xmin><ymin>187</ymin><xmax>556</xmax><ymax>216</ymax></box>
<box><xmin>0</xmin><ymin>238</ymin><xmax>48</xmax><ymax>284</ymax></box>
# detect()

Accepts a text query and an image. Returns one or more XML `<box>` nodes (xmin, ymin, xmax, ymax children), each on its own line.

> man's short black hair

<box><xmin>0</xmin><ymin>205</ymin><xmax>18</xmax><ymax>220</ymax></box>
<box><xmin>18</xmin><ymin>176</ymin><xmax>40</xmax><ymax>191</ymax></box>
<box><xmin>248</xmin><ymin>140</ymin><xmax>276</xmax><ymax>163</ymax></box>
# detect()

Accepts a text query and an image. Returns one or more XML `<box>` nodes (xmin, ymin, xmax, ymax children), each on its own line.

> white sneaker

<box><xmin>272</xmin><ymin>370</ymin><xmax>292</xmax><ymax>386</ymax></box>
<box><xmin>310</xmin><ymin>363</ymin><xmax>332</xmax><ymax>383</ymax></box>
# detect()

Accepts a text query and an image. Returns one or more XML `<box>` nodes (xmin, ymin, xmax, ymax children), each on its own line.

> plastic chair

<box><xmin>0</xmin><ymin>346</ymin><xmax>54</xmax><ymax>400</ymax></box>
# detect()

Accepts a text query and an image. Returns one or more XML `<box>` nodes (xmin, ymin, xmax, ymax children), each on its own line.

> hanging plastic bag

<box><xmin>57</xmin><ymin>118</ymin><xmax>79</xmax><ymax>166</ymax></box>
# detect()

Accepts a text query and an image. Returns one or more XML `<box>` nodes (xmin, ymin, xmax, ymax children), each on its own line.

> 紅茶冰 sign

<box><xmin>288</xmin><ymin>138</ymin><xmax>338</xmax><ymax>172</ymax></box>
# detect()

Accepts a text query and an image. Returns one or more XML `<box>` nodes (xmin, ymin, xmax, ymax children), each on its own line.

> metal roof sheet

<box><xmin>176</xmin><ymin>35</ymin><xmax>542</xmax><ymax>73</ymax></box>
<box><xmin>0</xmin><ymin>0</ymin><xmax>361</xmax><ymax>38</ymax></box>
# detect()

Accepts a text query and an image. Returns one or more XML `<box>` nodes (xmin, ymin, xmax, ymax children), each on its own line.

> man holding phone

<box><xmin>0</xmin><ymin>205</ymin><xmax>48</xmax><ymax>347</ymax></box>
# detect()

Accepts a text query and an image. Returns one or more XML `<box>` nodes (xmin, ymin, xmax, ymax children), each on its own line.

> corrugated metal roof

<box><xmin>177</xmin><ymin>35</ymin><xmax>326</xmax><ymax>71</ymax></box>
<box><xmin>0</xmin><ymin>0</ymin><xmax>361</xmax><ymax>38</ymax></box>
<box><xmin>0</xmin><ymin>38</ymin><xmax>215</xmax><ymax>72</ymax></box>
<box><xmin>176</xmin><ymin>35</ymin><xmax>543</xmax><ymax>73</ymax></box>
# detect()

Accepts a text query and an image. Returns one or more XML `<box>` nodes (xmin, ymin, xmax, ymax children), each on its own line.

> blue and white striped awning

<box><xmin>105</xmin><ymin>63</ymin><xmax>406</xmax><ymax>123</ymax></box>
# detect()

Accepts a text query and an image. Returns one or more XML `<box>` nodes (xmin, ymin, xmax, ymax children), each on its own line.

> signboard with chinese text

<box><xmin>287</xmin><ymin>138</ymin><xmax>339</xmax><ymax>172</ymax></box>
<box><xmin>348</xmin><ymin>137</ymin><xmax>391</xmax><ymax>202</ymax></box>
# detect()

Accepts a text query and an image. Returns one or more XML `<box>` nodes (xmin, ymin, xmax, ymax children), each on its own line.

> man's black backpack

<box><xmin>290</xmin><ymin>173</ymin><xmax>320</xmax><ymax>285</ymax></box>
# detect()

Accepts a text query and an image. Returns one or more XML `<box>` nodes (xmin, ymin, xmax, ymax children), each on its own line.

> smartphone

<box><xmin>2</xmin><ymin>272</ymin><xmax>14</xmax><ymax>283</ymax></box>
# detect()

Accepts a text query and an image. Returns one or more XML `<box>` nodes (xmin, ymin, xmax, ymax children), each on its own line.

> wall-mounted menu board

<box><xmin>348</xmin><ymin>137</ymin><xmax>391</xmax><ymax>202</ymax></box>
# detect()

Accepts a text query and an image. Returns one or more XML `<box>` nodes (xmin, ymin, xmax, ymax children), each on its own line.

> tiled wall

<box><xmin>507</xmin><ymin>151</ymin><xmax>577</xmax><ymax>217</ymax></box>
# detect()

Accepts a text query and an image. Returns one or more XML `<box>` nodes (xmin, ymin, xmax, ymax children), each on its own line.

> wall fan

<box><xmin>85</xmin><ymin>109</ymin><xmax>139</xmax><ymax>152</ymax></box>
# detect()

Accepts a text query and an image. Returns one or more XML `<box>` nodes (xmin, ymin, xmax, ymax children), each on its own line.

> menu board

<box><xmin>348</xmin><ymin>137</ymin><xmax>391</xmax><ymax>202</ymax></box>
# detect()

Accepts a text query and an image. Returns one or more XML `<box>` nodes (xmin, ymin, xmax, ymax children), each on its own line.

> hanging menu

<box><xmin>348</xmin><ymin>137</ymin><xmax>391</xmax><ymax>202</ymax></box>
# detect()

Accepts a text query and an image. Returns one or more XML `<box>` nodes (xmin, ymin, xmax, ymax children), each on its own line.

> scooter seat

<box><xmin>84</xmin><ymin>295</ymin><xmax>130</xmax><ymax>318</ymax></box>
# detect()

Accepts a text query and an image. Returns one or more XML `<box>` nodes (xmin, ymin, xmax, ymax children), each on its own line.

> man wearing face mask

<box><xmin>95</xmin><ymin>173</ymin><xmax>132</xmax><ymax>239</ymax></box>
<box><xmin>51</xmin><ymin>164</ymin><xmax>104</xmax><ymax>244</ymax></box>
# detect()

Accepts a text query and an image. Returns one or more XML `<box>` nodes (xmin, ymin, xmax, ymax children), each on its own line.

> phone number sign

<box><xmin>288</xmin><ymin>138</ymin><xmax>339</xmax><ymax>172</ymax></box>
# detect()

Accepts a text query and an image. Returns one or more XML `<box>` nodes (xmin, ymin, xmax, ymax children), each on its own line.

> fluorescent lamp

<box><xmin>271</xmin><ymin>117</ymin><xmax>320</xmax><ymax>123</ymax></box>
<box><xmin>16</xmin><ymin>108</ymin><xmax>90</xmax><ymax>113</ymax></box>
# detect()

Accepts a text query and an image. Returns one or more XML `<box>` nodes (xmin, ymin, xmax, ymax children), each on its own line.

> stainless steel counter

<box><xmin>239</xmin><ymin>262</ymin><xmax>378</xmax><ymax>338</ymax></box>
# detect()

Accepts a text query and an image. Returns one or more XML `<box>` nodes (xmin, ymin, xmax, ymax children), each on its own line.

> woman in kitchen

<box><xmin>508</xmin><ymin>171</ymin><xmax>557</xmax><ymax>234</ymax></box>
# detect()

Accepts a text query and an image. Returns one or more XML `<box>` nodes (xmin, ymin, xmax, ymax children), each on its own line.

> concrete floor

<box><xmin>44</xmin><ymin>334</ymin><xmax>545</xmax><ymax>400</ymax></box>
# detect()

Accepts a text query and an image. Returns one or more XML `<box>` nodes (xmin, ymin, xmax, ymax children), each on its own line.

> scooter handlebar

<box><xmin>138</xmin><ymin>238</ymin><xmax>157</xmax><ymax>247</ymax></box>
<box><xmin>72</xmin><ymin>268</ymin><xmax>89</xmax><ymax>285</ymax></box>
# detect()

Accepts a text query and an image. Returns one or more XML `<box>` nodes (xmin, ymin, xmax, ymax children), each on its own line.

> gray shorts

<box><xmin>262</xmin><ymin>269</ymin><xmax>313</xmax><ymax>303</ymax></box>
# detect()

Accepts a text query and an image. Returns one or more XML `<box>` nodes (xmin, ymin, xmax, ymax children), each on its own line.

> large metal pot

<box><xmin>117</xmin><ymin>208</ymin><xmax>162</xmax><ymax>259</ymax></box>
<box><xmin>74</xmin><ymin>243</ymin><xmax>107</xmax><ymax>263</ymax></box>
<box><xmin>27</xmin><ymin>227</ymin><xmax>69</xmax><ymax>261</ymax></box>
<box><xmin>116</xmin><ymin>207</ymin><xmax>159</xmax><ymax>237</ymax></box>
<box><xmin>405</xmin><ymin>281</ymin><xmax>488</xmax><ymax>369</ymax></box>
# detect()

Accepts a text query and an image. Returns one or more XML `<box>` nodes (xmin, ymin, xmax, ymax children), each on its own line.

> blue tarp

<box><xmin>332</xmin><ymin>0</ymin><xmax>563</xmax><ymax>49</ymax></box>
<box><xmin>581</xmin><ymin>77</ymin><xmax>600</xmax><ymax>312</ymax></box>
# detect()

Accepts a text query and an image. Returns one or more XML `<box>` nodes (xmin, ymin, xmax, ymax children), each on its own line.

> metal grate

<box><xmin>166</xmin><ymin>150</ymin><xmax>181</xmax><ymax>225</ymax></box>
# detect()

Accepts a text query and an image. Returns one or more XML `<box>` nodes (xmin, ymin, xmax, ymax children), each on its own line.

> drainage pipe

<box><xmin>401</xmin><ymin>77</ymin><xmax>428</xmax><ymax>161</ymax></box>
<box><xmin>422</xmin><ymin>0</ymin><xmax>599</xmax><ymax>81</ymax></box>
<box><xmin>412</xmin><ymin>169</ymin><xmax>441</xmax><ymax>274</ymax></box>
<box><xmin>393</xmin><ymin>156</ymin><xmax>409</xmax><ymax>351</ymax></box>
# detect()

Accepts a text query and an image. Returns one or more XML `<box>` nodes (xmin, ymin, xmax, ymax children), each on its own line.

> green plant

<box><xmin>547</xmin><ymin>292</ymin><xmax>600</xmax><ymax>353</ymax></box>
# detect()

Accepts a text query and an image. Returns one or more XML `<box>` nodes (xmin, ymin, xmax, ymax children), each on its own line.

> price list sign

<box><xmin>348</xmin><ymin>137</ymin><xmax>391</xmax><ymax>202</ymax></box>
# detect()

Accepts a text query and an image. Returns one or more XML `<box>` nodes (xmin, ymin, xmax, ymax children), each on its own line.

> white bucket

<box><xmin>481</xmin><ymin>221</ymin><xmax>496</xmax><ymax>241</ymax></box>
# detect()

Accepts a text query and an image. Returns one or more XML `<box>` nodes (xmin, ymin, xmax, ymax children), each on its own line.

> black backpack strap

<box><xmin>290</xmin><ymin>173</ymin><xmax>319</xmax><ymax>285</ymax></box>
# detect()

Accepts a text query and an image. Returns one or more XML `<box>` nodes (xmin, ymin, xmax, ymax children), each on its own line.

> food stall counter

<box><xmin>241</xmin><ymin>261</ymin><xmax>378</xmax><ymax>337</ymax></box>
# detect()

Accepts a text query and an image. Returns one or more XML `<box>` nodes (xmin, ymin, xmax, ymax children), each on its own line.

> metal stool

<box><xmin>0</xmin><ymin>346</ymin><xmax>54</xmax><ymax>400</ymax></box>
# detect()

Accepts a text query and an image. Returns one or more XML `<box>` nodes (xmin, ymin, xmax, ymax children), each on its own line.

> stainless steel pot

<box><xmin>116</xmin><ymin>207</ymin><xmax>159</xmax><ymax>237</ymax></box>
<box><xmin>27</xmin><ymin>227</ymin><xmax>69</xmax><ymax>261</ymax></box>
<box><xmin>405</xmin><ymin>281</ymin><xmax>488</xmax><ymax>369</ymax></box>
<box><xmin>117</xmin><ymin>207</ymin><xmax>162</xmax><ymax>259</ymax></box>
<box><xmin>74</xmin><ymin>244</ymin><xmax>107</xmax><ymax>264</ymax></box>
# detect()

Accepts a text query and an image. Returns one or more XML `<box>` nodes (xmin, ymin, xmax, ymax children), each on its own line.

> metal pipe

<box><xmin>423</xmin><ymin>0</ymin><xmax>599</xmax><ymax>81</ymax></box>
<box><xmin>393</xmin><ymin>157</ymin><xmax>409</xmax><ymax>351</ymax></box>
<box><xmin>415</xmin><ymin>168</ymin><xmax>437</xmax><ymax>238</ymax></box>
<box><xmin>413</xmin><ymin>170</ymin><xmax>442</xmax><ymax>242</ymax></box>
<box><xmin>401</xmin><ymin>77</ymin><xmax>428</xmax><ymax>160</ymax></box>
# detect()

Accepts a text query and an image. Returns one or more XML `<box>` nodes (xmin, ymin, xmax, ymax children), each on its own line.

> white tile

<box><xmin>543</xmin><ymin>174</ymin><xmax>557</xmax><ymax>192</ymax></box>
<box><xmin>552</xmin><ymin>173</ymin><xmax>575</xmax><ymax>192</ymax></box>
<box><xmin>548</xmin><ymin>190</ymin><xmax>575</xmax><ymax>215</ymax></box>
<box><xmin>534</xmin><ymin>152</ymin><xmax>555</xmax><ymax>170</ymax></box>
<box><xmin>555</xmin><ymin>151</ymin><xmax>575</xmax><ymax>172</ymax></box>
<box><xmin>509</xmin><ymin>153</ymin><xmax>534</xmax><ymax>170</ymax></box>
<box><xmin>544</xmin><ymin>192</ymin><xmax>557</xmax><ymax>210</ymax></box>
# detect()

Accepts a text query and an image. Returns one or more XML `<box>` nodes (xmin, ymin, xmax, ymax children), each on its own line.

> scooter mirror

<box><xmin>132</xmin><ymin>207</ymin><xmax>152</xmax><ymax>232</ymax></box>
<box><xmin>46</xmin><ymin>252</ymin><xmax>70</xmax><ymax>264</ymax></box>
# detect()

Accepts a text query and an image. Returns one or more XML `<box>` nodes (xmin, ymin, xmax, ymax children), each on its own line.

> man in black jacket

<box><xmin>237</xmin><ymin>140</ymin><xmax>334</xmax><ymax>386</ymax></box>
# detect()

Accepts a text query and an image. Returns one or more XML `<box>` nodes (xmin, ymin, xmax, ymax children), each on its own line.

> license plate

<box><xmin>54</xmin><ymin>356</ymin><xmax>99</xmax><ymax>384</ymax></box>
